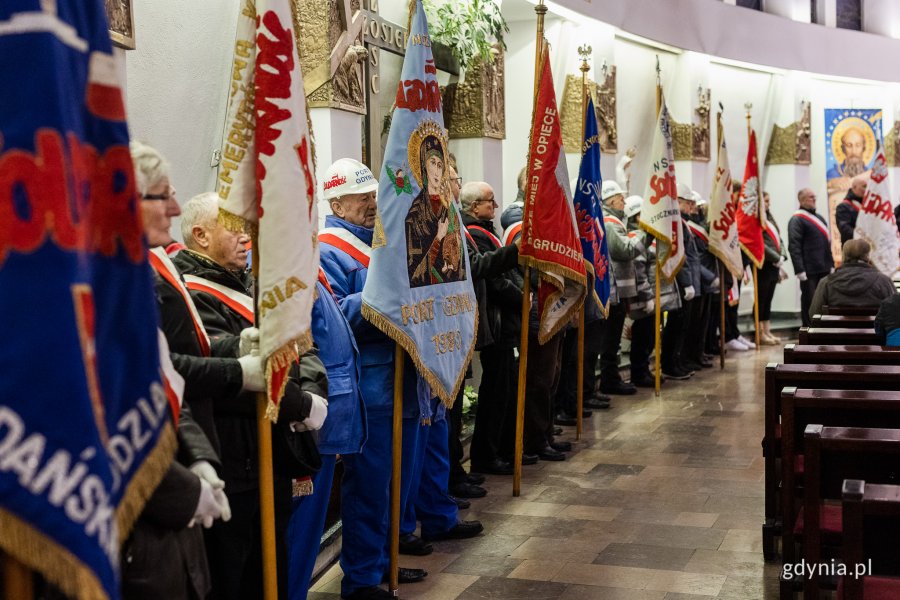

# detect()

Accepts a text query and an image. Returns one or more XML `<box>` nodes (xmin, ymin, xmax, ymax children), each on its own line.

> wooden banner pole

<box><xmin>389</xmin><ymin>346</ymin><xmax>404</xmax><ymax>594</ymax></box>
<box><xmin>719</xmin><ymin>262</ymin><xmax>726</xmax><ymax>369</ymax></box>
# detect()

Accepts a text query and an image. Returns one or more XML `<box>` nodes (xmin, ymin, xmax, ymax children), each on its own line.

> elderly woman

<box><xmin>757</xmin><ymin>192</ymin><xmax>789</xmax><ymax>344</ymax></box>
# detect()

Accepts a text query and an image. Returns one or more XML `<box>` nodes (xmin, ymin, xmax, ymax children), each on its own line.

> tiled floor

<box><xmin>310</xmin><ymin>343</ymin><xmax>784</xmax><ymax>599</ymax></box>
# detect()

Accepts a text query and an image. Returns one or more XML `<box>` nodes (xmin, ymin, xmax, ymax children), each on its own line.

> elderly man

<box><xmin>600</xmin><ymin>180</ymin><xmax>639</xmax><ymax>394</ymax></box>
<box><xmin>318</xmin><ymin>158</ymin><xmax>480</xmax><ymax>600</ymax></box>
<box><xmin>461</xmin><ymin>180</ymin><xmax>523</xmax><ymax>475</ymax></box>
<box><xmin>788</xmin><ymin>188</ymin><xmax>834</xmax><ymax>327</ymax></box>
<box><xmin>809</xmin><ymin>239</ymin><xmax>894</xmax><ymax>317</ymax></box>
<box><xmin>836</xmin><ymin>177</ymin><xmax>867</xmax><ymax>245</ymax></box>
<box><xmin>174</xmin><ymin>192</ymin><xmax>329</xmax><ymax>600</ymax></box>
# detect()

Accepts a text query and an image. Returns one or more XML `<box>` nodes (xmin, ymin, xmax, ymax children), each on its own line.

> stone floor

<box><xmin>310</xmin><ymin>342</ymin><xmax>784</xmax><ymax>599</ymax></box>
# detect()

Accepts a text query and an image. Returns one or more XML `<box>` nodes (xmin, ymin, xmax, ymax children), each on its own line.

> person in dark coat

<box><xmin>809</xmin><ymin>239</ymin><xmax>895</xmax><ymax>318</ymax></box>
<box><xmin>175</xmin><ymin>192</ymin><xmax>329</xmax><ymax>600</ymax></box>
<box><xmin>788</xmin><ymin>188</ymin><xmax>835</xmax><ymax>327</ymax></box>
<box><xmin>682</xmin><ymin>191</ymin><xmax>717</xmax><ymax>369</ymax></box>
<box><xmin>835</xmin><ymin>177</ymin><xmax>866</xmax><ymax>245</ymax></box>
<box><xmin>875</xmin><ymin>294</ymin><xmax>900</xmax><ymax>345</ymax></box>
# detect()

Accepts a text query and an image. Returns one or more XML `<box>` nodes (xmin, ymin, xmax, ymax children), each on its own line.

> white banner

<box><xmin>707</xmin><ymin>121</ymin><xmax>743</xmax><ymax>279</ymax></box>
<box><xmin>854</xmin><ymin>146</ymin><xmax>900</xmax><ymax>276</ymax></box>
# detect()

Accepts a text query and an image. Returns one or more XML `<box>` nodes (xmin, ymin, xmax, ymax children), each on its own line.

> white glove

<box><xmin>291</xmin><ymin>393</ymin><xmax>329</xmax><ymax>432</ymax></box>
<box><xmin>238</xmin><ymin>355</ymin><xmax>266</xmax><ymax>392</ymax></box>
<box><xmin>190</xmin><ymin>461</ymin><xmax>231</xmax><ymax>523</ymax></box>
<box><xmin>775</xmin><ymin>258</ymin><xmax>785</xmax><ymax>269</ymax></box>
<box><xmin>797</xmin><ymin>271</ymin><xmax>808</xmax><ymax>282</ymax></box>
<box><xmin>711</xmin><ymin>277</ymin><xmax>720</xmax><ymax>289</ymax></box>
<box><xmin>683</xmin><ymin>285</ymin><xmax>696</xmax><ymax>301</ymax></box>
<box><xmin>645</xmin><ymin>299</ymin><xmax>655</xmax><ymax>314</ymax></box>
<box><xmin>239</xmin><ymin>327</ymin><xmax>260</xmax><ymax>357</ymax></box>
<box><xmin>778</xmin><ymin>268</ymin><xmax>789</xmax><ymax>282</ymax></box>
<box><xmin>189</xmin><ymin>478</ymin><xmax>224</xmax><ymax>529</ymax></box>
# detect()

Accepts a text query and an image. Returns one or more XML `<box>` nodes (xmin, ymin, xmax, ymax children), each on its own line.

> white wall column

<box><xmin>311</xmin><ymin>108</ymin><xmax>364</xmax><ymax>226</ymax></box>
<box><xmin>863</xmin><ymin>0</ymin><xmax>900</xmax><ymax>38</ymax></box>
<box><xmin>763</xmin><ymin>0</ymin><xmax>812</xmax><ymax>22</ymax></box>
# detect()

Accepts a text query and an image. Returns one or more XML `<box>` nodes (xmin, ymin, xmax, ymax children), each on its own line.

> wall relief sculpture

<box><xmin>886</xmin><ymin>122</ymin><xmax>900</xmax><ymax>167</ymax></box>
<box><xmin>442</xmin><ymin>45</ymin><xmax>505</xmax><ymax>139</ymax></box>
<box><xmin>692</xmin><ymin>87</ymin><xmax>711</xmax><ymax>162</ymax></box>
<box><xmin>765</xmin><ymin>100</ymin><xmax>812</xmax><ymax>165</ymax></box>
<box><xmin>559</xmin><ymin>67</ymin><xmax>617</xmax><ymax>153</ymax></box>
<box><xmin>106</xmin><ymin>0</ymin><xmax>135</xmax><ymax>49</ymax></box>
<box><xmin>295</xmin><ymin>0</ymin><xmax>368</xmax><ymax>114</ymax></box>
<box><xmin>795</xmin><ymin>100</ymin><xmax>811</xmax><ymax>164</ymax></box>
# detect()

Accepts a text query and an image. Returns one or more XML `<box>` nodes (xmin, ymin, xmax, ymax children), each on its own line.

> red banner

<box><xmin>737</xmin><ymin>129</ymin><xmax>765</xmax><ymax>267</ymax></box>
<box><xmin>519</xmin><ymin>43</ymin><xmax>586</xmax><ymax>343</ymax></box>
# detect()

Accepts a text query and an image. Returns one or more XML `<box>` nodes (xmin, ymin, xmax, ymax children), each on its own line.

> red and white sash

<box><xmin>318</xmin><ymin>227</ymin><xmax>372</xmax><ymax>268</ymax></box>
<box><xmin>149</xmin><ymin>247</ymin><xmax>211</xmax><ymax>356</ymax></box>
<box><xmin>466</xmin><ymin>224</ymin><xmax>502</xmax><ymax>249</ymax></box>
<box><xmin>793</xmin><ymin>210</ymin><xmax>830</xmax><ymax>240</ymax></box>
<box><xmin>183</xmin><ymin>274</ymin><xmax>255</xmax><ymax>324</ymax></box>
<box><xmin>685</xmin><ymin>221</ymin><xmax>709</xmax><ymax>244</ymax></box>
<box><xmin>502</xmin><ymin>222</ymin><xmax>522</xmax><ymax>246</ymax></box>
<box><xmin>764</xmin><ymin>220</ymin><xmax>781</xmax><ymax>253</ymax></box>
<box><xmin>841</xmin><ymin>198</ymin><xmax>862</xmax><ymax>212</ymax></box>
<box><xmin>603</xmin><ymin>214</ymin><xmax>625</xmax><ymax>229</ymax></box>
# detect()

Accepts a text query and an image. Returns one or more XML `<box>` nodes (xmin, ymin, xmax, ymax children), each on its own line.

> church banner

<box><xmin>737</xmin><ymin>129</ymin><xmax>765</xmax><ymax>268</ymax></box>
<box><xmin>519</xmin><ymin>42</ymin><xmax>587</xmax><ymax>343</ymax></box>
<box><xmin>0</xmin><ymin>2</ymin><xmax>175</xmax><ymax>598</ymax></box>
<box><xmin>639</xmin><ymin>91</ymin><xmax>684</xmax><ymax>281</ymax></box>
<box><xmin>707</xmin><ymin>115</ymin><xmax>743</xmax><ymax>279</ymax></box>
<box><xmin>825</xmin><ymin>108</ymin><xmax>882</xmax><ymax>261</ymax></box>
<box><xmin>218</xmin><ymin>0</ymin><xmax>319</xmax><ymax>419</ymax></box>
<box><xmin>573</xmin><ymin>96</ymin><xmax>611</xmax><ymax>316</ymax></box>
<box><xmin>361</xmin><ymin>0</ymin><xmax>476</xmax><ymax>406</ymax></box>
<box><xmin>854</xmin><ymin>144</ymin><xmax>900</xmax><ymax>275</ymax></box>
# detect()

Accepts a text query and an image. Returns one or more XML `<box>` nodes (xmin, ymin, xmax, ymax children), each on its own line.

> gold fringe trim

<box><xmin>0</xmin><ymin>508</ymin><xmax>107</xmax><ymax>600</ymax></box>
<box><xmin>263</xmin><ymin>329</ymin><xmax>314</xmax><ymax>423</ymax></box>
<box><xmin>405</xmin><ymin>0</ymin><xmax>417</xmax><ymax>41</ymax></box>
<box><xmin>639</xmin><ymin>222</ymin><xmax>687</xmax><ymax>284</ymax></box>
<box><xmin>518</xmin><ymin>254</ymin><xmax>588</xmax><ymax>288</ymax></box>
<box><xmin>218</xmin><ymin>207</ymin><xmax>259</xmax><ymax>238</ymax></box>
<box><xmin>738</xmin><ymin>242</ymin><xmax>764</xmax><ymax>269</ymax></box>
<box><xmin>0</xmin><ymin>422</ymin><xmax>176</xmax><ymax>600</ymax></box>
<box><xmin>360</xmin><ymin>302</ymin><xmax>477</xmax><ymax>409</ymax></box>
<box><xmin>292</xmin><ymin>477</ymin><xmax>314</xmax><ymax>497</ymax></box>
<box><xmin>535</xmin><ymin>278</ymin><xmax>586</xmax><ymax>345</ymax></box>
<box><xmin>115</xmin><ymin>421</ymin><xmax>177</xmax><ymax>541</ymax></box>
<box><xmin>707</xmin><ymin>246</ymin><xmax>745</xmax><ymax>280</ymax></box>
<box><xmin>582</xmin><ymin>258</ymin><xmax>610</xmax><ymax>319</ymax></box>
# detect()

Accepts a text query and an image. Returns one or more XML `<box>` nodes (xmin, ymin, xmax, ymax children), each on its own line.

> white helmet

<box><xmin>323</xmin><ymin>158</ymin><xmax>378</xmax><ymax>201</ymax></box>
<box><xmin>624</xmin><ymin>195</ymin><xmax>643</xmax><ymax>218</ymax></box>
<box><xmin>676</xmin><ymin>182</ymin><xmax>694</xmax><ymax>201</ymax></box>
<box><xmin>601</xmin><ymin>180</ymin><xmax>625</xmax><ymax>201</ymax></box>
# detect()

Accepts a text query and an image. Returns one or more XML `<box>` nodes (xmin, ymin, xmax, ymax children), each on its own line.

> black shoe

<box><xmin>537</xmin><ymin>446</ymin><xmax>566</xmax><ymax>461</ymax></box>
<box><xmin>450</xmin><ymin>482</ymin><xmax>487</xmax><ymax>499</ymax></box>
<box><xmin>600</xmin><ymin>381</ymin><xmax>637</xmax><ymax>395</ymax></box>
<box><xmin>585</xmin><ymin>395</ymin><xmax>610</xmax><ymax>409</ymax></box>
<box><xmin>550</xmin><ymin>440</ymin><xmax>572</xmax><ymax>452</ymax></box>
<box><xmin>343</xmin><ymin>585</ymin><xmax>394</xmax><ymax>599</ymax></box>
<box><xmin>554</xmin><ymin>412</ymin><xmax>577</xmax><ymax>426</ymax></box>
<box><xmin>682</xmin><ymin>360</ymin><xmax>703</xmax><ymax>373</ymax></box>
<box><xmin>399</xmin><ymin>533</ymin><xmax>433</xmax><ymax>556</ymax></box>
<box><xmin>466</xmin><ymin>472</ymin><xmax>485</xmax><ymax>485</ymax></box>
<box><xmin>553</xmin><ymin>426</ymin><xmax>564</xmax><ymax>436</ymax></box>
<box><xmin>423</xmin><ymin>520</ymin><xmax>484</xmax><ymax>541</ymax></box>
<box><xmin>662</xmin><ymin>366</ymin><xmax>690</xmax><ymax>380</ymax></box>
<box><xmin>381</xmin><ymin>567</ymin><xmax>428</xmax><ymax>584</ymax></box>
<box><xmin>698</xmin><ymin>358</ymin><xmax>713</xmax><ymax>368</ymax></box>
<box><xmin>632</xmin><ymin>375</ymin><xmax>656</xmax><ymax>388</ymax></box>
<box><xmin>515</xmin><ymin>453</ymin><xmax>538</xmax><ymax>465</ymax></box>
<box><xmin>471</xmin><ymin>457</ymin><xmax>513</xmax><ymax>475</ymax></box>
<box><xmin>452</xmin><ymin>495</ymin><xmax>470</xmax><ymax>510</ymax></box>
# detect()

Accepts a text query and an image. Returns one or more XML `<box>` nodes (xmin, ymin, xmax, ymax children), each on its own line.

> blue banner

<box><xmin>572</xmin><ymin>97</ymin><xmax>612</xmax><ymax>315</ymax></box>
<box><xmin>361</xmin><ymin>0</ymin><xmax>476</xmax><ymax>405</ymax></box>
<box><xmin>0</xmin><ymin>2</ymin><xmax>174</xmax><ymax>599</ymax></box>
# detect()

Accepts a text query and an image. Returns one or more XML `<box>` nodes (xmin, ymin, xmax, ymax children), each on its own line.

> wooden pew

<box><xmin>798</xmin><ymin>327</ymin><xmax>880</xmax><ymax>345</ymax></box>
<box><xmin>762</xmin><ymin>364</ymin><xmax>900</xmax><ymax>561</ymax></box>
<box><xmin>783</xmin><ymin>344</ymin><xmax>900</xmax><ymax>365</ymax></box>
<box><xmin>801</xmin><ymin>427</ymin><xmax>900</xmax><ymax>598</ymax></box>
<box><xmin>841</xmin><ymin>480</ymin><xmax>900</xmax><ymax>600</ymax></box>
<box><xmin>822</xmin><ymin>305</ymin><xmax>879</xmax><ymax>316</ymax></box>
<box><xmin>810</xmin><ymin>315</ymin><xmax>875</xmax><ymax>329</ymax></box>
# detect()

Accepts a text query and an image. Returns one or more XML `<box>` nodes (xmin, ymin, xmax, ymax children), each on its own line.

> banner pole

<box><xmin>251</xmin><ymin>248</ymin><xmax>278</xmax><ymax>600</ymax></box>
<box><xmin>719</xmin><ymin>262</ymin><xmax>726</xmax><ymax>369</ymax></box>
<box><xmin>653</xmin><ymin>67</ymin><xmax>662</xmax><ymax>397</ymax></box>
<box><xmin>389</xmin><ymin>346</ymin><xmax>404</xmax><ymax>594</ymax></box>
<box><xmin>2</xmin><ymin>552</ymin><xmax>33</xmax><ymax>599</ymax></box>
<box><xmin>513</xmin><ymin>270</ymin><xmax>530</xmax><ymax>497</ymax></box>
<box><xmin>753</xmin><ymin>265</ymin><xmax>761</xmax><ymax>350</ymax></box>
<box><xmin>574</xmin><ymin>46</ymin><xmax>590</xmax><ymax>441</ymax></box>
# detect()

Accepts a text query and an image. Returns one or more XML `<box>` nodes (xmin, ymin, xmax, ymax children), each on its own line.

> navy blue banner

<box><xmin>0</xmin><ymin>2</ymin><xmax>174</xmax><ymax>599</ymax></box>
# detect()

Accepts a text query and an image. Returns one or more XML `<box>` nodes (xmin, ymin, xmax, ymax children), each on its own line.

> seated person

<box><xmin>808</xmin><ymin>239</ymin><xmax>895</xmax><ymax>318</ymax></box>
<box><xmin>875</xmin><ymin>294</ymin><xmax>900</xmax><ymax>346</ymax></box>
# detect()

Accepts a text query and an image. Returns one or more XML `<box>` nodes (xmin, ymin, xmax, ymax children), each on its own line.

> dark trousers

<box><xmin>471</xmin><ymin>345</ymin><xmax>515</xmax><ymax>467</ymax></box>
<box><xmin>207</xmin><ymin>483</ymin><xmax>291</xmax><ymax>600</ymax></box>
<box><xmin>599</xmin><ymin>303</ymin><xmax>627</xmax><ymax>387</ymax></box>
<box><xmin>557</xmin><ymin>328</ymin><xmax>578</xmax><ymax>415</ymax></box>
<box><xmin>447</xmin><ymin>389</ymin><xmax>467</xmax><ymax>486</ymax></box>
<box><xmin>583</xmin><ymin>318</ymin><xmax>605</xmax><ymax>397</ymax></box>
<box><xmin>498</xmin><ymin>352</ymin><xmax>520</xmax><ymax>460</ymax></box>
<box><xmin>523</xmin><ymin>331</ymin><xmax>564</xmax><ymax>454</ymax></box>
<box><xmin>725</xmin><ymin>303</ymin><xmax>740</xmax><ymax>341</ymax></box>
<box><xmin>662</xmin><ymin>300</ymin><xmax>691</xmax><ymax>370</ymax></box>
<box><xmin>756</xmin><ymin>264</ymin><xmax>779</xmax><ymax>321</ymax></box>
<box><xmin>683</xmin><ymin>294</ymin><xmax>710</xmax><ymax>363</ymax></box>
<box><xmin>800</xmin><ymin>272</ymin><xmax>826</xmax><ymax>326</ymax></box>
<box><xmin>630</xmin><ymin>315</ymin><xmax>656</xmax><ymax>379</ymax></box>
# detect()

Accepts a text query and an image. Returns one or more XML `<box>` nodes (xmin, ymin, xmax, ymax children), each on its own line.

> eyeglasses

<box><xmin>479</xmin><ymin>196</ymin><xmax>498</xmax><ymax>207</ymax></box>
<box><xmin>143</xmin><ymin>187</ymin><xmax>176</xmax><ymax>202</ymax></box>
<box><xmin>452</xmin><ymin>176</ymin><xmax>463</xmax><ymax>185</ymax></box>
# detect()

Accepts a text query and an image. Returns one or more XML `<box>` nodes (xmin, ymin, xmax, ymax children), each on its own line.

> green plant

<box><xmin>425</xmin><ymin>0</ymin><xmax>509</xmax><ymax>72</ymax></box>
<box><xmin>461</xmin><ymin>384</ymin><xmax>478</xmax><ymax>418</ymax></box>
